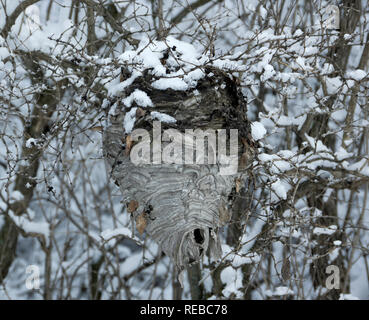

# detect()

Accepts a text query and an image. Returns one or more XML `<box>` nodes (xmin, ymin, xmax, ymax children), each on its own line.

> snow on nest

<box><xmin>123</xmin><ymin>89</ymin><xmax>153</xmax><ymax>108</ymax></box>
<box><xmin>118</xmin><ymin>36</ymin><xmax>208</xmax><ymax>92</ymax></box>
<box><xmin>123</xmin><ymin>107</ymin><xmax>138</xmax><ymax>133</ymax></box>
<box><xmin>112</xmin><ymin>36</ymin><xmax>247</xmax><ymax>133</ymax></box>
<box><xmin>150</xmin><ymin>111</ymin><xmax>177</xmax><ymax>123</ymax></box>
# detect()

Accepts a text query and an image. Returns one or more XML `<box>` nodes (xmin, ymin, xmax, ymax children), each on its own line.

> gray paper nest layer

<box><xmin>102</xmin><ymin>53</ymin><xmax>256</xmax><ymax>272</ymax></box>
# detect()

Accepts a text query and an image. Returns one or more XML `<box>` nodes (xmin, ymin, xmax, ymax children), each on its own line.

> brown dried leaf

<box><xmin>90</xmin><ymin>126</ymin><xmax>103</xmax><ymax>132</ymax></box>
<box><xmin>127</xmin><ymin>200</ymin><xmax>139</xmax><ymax>213</ymax></box>
<box><xmin>125</xmin><ymin>135</ymin><xmax>132</xmax><ymax>156</ymax></box>
<box><xmin>136</xmin><ymin>212</ymin><xmax>147</xmax><ymax>235</ymax></box>
<box><xmin>235</xmin><ymin>178</ymin><xmax>241</xmax><ymax>193</ymax></box>
<box><xmin>136</xmin><ymin>107</ymin><xmax>146</xmax><ymax>118</ymax></box>
<box><xmin>241</xmin><ymin>137</ymin><xmax>248</xmax><ymax>148</ymax></box>
<box><xmin>239</xmin><ymin>152</ymin><xmax>248</xmax><ymax>170</ymax></box>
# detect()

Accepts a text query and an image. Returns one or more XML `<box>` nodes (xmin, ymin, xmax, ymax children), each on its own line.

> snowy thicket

<box><xmin>0</xmin><ymin>0</ymin><xmax>368</xmax><ymax>300</ymax></box>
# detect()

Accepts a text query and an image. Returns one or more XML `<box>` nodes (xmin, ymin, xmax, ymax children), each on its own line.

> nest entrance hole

<box><xmin>194</xmin><ymin>228</ymin><xmax>205</xmax><ymax>244</ymax></box>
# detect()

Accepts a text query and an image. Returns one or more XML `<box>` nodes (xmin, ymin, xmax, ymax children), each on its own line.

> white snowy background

<box><xmin>0</xmin><ymin>0</ymin><xmax>368</xmax><ymax>300</ymax></box>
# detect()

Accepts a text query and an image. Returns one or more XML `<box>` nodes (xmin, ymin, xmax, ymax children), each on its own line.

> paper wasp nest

<box><xmin>102</xmin><ymin>37</ymin><xmax>256</xmax><ymax>273</ymax></box>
